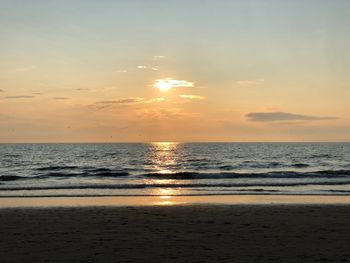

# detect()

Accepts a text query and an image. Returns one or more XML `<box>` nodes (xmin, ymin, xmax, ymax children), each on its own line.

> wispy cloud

<box><xmin>52</xmin><ymin>97</ymin><xmax>70</xmax><ymax>100</ymax></box>
<box><xmin>95</xmin><ymin>97</ymin><xmax>143</xmax><ymax>104</ymax></box>
<box><xmin>95</xmin><ymin>101</ymin><xmax>118</xmax><ymax>104</ymax></box>
<box><xmin>154</xmin><ymin>79</ymin><xmax>194</xmax><ymax>91</ymax></box>
<box><xmin>0</xmin><ymin>89</ymin><xmax>4</xmax><ymax>92</ymax></box>
<box><xmin>145</xmin><ymin>97</ymin><xmax>165</xmax><ymax>103</ymax></box>
<box><xmin>236</xmin><ymin>78</ymin><xmax>264</xmax><ymax>87</ymax></box>
<box><xmin>137</xmin><ymin>65</ymin><xmax>158</xmax><ymax>71</ymax></box>
<box><xmin>153</xmin><ymin>55</ymin><xmax>165</xmax><ymax>60</ymax></box>
<box><xmin>5</xmin><ymin>95</ymin><xmax>35</xmax><ymax>99</ymax></box>
<box><xmin>137</xmin><ymin>107</ymin><xmax>197</xmax><ymax>121</ymax></box>
<box><xmin>246</xmin><ymin>112</ymin><xmax>339</xmax><ymax>122</ymax></box>
<box><xmin>76</xmin><ymin>88</ymin><xmax>89</xmax><ymax>91</ymax></box>
<box><xmin>116</xmin><ymin>69</ymin><xmax>127</xmax><ymax>73</ymax></box>
<box><xmin>179</xmin><ymin>94</ymin><xmax>205</xmax><ymax>100</ymax></box>
<box><xmin>95</xmin><ymin>97</ymin><xmax>165</xmax><ymax>105</ymax></box>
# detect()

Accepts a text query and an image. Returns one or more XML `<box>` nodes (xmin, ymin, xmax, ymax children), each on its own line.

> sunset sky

<box><xmin>0</xmin><ymin>0</ymin><xmax>349</xmax><ymax>142</ymax></box>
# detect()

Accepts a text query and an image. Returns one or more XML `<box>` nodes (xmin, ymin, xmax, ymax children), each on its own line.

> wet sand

<box><xmin>0</xmin><ymin>205</ymin><xmax>349</xmax><ymax>263</ymax></box>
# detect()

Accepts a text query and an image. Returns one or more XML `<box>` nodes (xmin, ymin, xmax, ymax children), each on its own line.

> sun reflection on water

<box><xmin>147</xmin><ymin>142</ymin><xmax>184</xmax><ymax>205</ymax></box>
<box><xmin>150</xmin><ymin>142</ymin><xmax>179</xmax><ymax>174</ymax></box>
<box><xmin>155</xmin><ymin>188</ymin><xmax>177</xmax><ymax>205</ymax></box>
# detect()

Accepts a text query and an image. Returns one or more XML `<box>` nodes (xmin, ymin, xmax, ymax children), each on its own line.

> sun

<box><xmin>153</xmin><ymin>78</ymin><xmax>195</xmax><ymax>92</ymax></box>
<box><xmin>154</xmin><ymin>79</ymin><xmax>174</xmax><ymax>92</ymax></box>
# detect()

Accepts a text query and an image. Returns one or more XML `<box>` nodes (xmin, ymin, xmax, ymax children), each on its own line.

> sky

<box><xmin>0</xmin><ymin>0</ymin><xmax>350</xmax><ymax>142</ymax></box>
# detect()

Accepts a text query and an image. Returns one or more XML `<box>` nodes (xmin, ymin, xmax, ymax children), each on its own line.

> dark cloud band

<box><xmin>246</xmin><ymin>112</ymin><xmax>339</xmax><ymax>122</ymax></box>
<box><xmin>5</xmin><ymin>96</ymin><xmax>35</xmax><ymax>99</ymax></box>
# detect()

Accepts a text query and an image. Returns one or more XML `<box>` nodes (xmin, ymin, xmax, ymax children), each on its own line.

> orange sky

<box><xmin>0</xmin><ymin>0</ymin><xmax>349</xmax><ymax>142</ymax></box>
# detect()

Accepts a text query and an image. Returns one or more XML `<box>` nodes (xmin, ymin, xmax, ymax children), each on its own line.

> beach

<box><xmin>1</xmin><ymin>0</ymin><xmax>350</xmax><ymax>261</ymax></box>
<box><xmin>1</xmin><ymin>143</ymin><xmax>350</xmax><ymax>262</ymax></box>
<box><xmin>1</xmin><ymin>202</ymin><xmax>349</xmax><ymax>263</ymax></box>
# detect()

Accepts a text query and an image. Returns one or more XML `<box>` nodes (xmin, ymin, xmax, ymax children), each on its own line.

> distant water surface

<box><xmin>0</xmin><ymin>143</ymin><xmax>350</xmax><ymax>197</ymax></box>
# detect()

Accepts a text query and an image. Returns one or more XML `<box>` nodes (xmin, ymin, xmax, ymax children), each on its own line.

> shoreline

<box><xmin>1</xmin><ymin>194</ymin><xmax>350</xmax><ymax>208</ymax></box>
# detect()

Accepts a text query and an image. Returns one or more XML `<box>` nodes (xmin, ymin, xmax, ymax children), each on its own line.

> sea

<box><xmin>0</xmin><ymin>143</ymin><xmax>350</xmax><ymax>197</ymax></box>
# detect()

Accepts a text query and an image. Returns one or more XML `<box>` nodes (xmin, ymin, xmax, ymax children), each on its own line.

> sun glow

<box><xmin>154</xmin><ymin>79</ymin><xmax>173</xmax><ymax>92</ymax></box>
<box><xmin>153</xmin><ymin>78</ymin><xmax>194</xmax><ymax>92</ymax></box>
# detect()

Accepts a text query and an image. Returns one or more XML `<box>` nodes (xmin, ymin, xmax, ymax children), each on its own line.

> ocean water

<box><xmin>0</xmin><ymin>143</ymin><xmax>350</xmax><ymax>197</ymax></box>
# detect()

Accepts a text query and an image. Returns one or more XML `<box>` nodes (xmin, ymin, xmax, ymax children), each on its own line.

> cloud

<box><xmin>235</xmin><ymin>78</ymin><xmax>264</xmax><ymax>87</ymax></box>
<box><xmin>116</xmin><ymin>69</ymin><xmax>127</xmax><ymax>73</ymax></box>
<box><xmin>0</xmin><ymin>89</ymin><xmax>4</xmax><ymax>92</ymax></box>
<box><xmin>153</xmin><ymin>55</ymin><xmax>165</xmax><ymax>60</ymax></box>
<box><xmin>90</xmin><ymin>97</ymin><xmax>163</xmax><ymax>111</ymax></box>
<box><xmin>5</xmin><ymin>95</ymin><xmax>35</xmax><ymax>99</ymax></box>
<box><xmin>95</xmin><ymin>97</ymin><xmax>165</xmax><ymax>105</ymax></box>
<box><xmin>145</xmin><ymin>97</ymin><xmax>165</xmax><ymax>103</ymax></box>
<box><xmin>137</xmin><ymin>65</ymin><xmax>158</xmax><ymax>71</ymax></box>
<box><xmin>95</xmin><ymin>97</ymin><xmax>143</xmax><ymax>104</ymax></box>
<box><xmin>52</xmin><ymin>97</ymin><xmax>70</xmax><ymax>100</ymax></box>
<box><xmin>136</xmin><ymin>107</ymin><xmax>198</xmax><ymax>121</ymax></box>
<box><xmin>95</xmin><ymin>101</ymin><xmax>118</xmax><ymax>104</ymax></box>
<box><xmin>245</xmin><ymin>112</ymin><xmax>339</xmax><ymax>122</ymax></box>
<box><xmin>76</xmin><ymin>88</ymin><xmax>89</xmax><ymax>91</ymax></box>
<box><xmin>179</xmin><ymin>94</ymin><xmax>205</xmax><ymax>100</ymax></box>
<box><xmin>154</xmin><ymin>79</ymin><xmax>194</xmax><ymax>90</ymax></box>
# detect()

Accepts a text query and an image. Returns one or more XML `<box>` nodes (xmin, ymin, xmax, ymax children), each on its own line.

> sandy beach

<box><xmin>0</xmin><ymin>204</ymin><xmax>349</xmax><ymax>263</ymax></box>
<box><xmin>1</xmin><ymin>0</ymin><xmax>350</xmax><ymax>261</ymax></box>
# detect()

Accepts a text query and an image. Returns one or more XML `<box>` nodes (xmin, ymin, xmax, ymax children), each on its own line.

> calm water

<box><xmin>0</xmin><ymin>143</ymin><xmax>350</xmax><ymax>197</ymax></box>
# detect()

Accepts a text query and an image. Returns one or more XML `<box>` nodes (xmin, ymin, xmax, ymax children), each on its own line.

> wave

<box><xmin>192</xmin><ymin>162</ymin><xmax>311</xmax><ymax>170</ymax></box>
<box><xmin>143</xmin><ymin>170</ymin><xmax>350</xmax><ymax>179</ymax></box>
<box><xmin>2</xmin><ymin>192</ymin><xmax>350</xmax><ymax>198</ymax></box>
<box><xmin>292</xmin><ymin>163</ymin><xmax>310</xmax><ymax>168</ymax></box>
<box><xmin>36</xmin><ymin>166</ymin><xmax>79</xmax><ymax>171</ymax></box>
<box><xmin>37</xmin><ymin>171</ymin><xmax>129</xmax><ymax>179</ymax></box>
<box><xmin>0</xmin><ymin>175</ymin><xmax>26</xmax><ymax>181</ymax></box>
<box><xmin>1</xmin><ymin>180</ymin><xmax>350</xmax><ymax>191</ymax></box>
<box><xmin>2</xmin><ymin>170</ymin><xmax>350</xmax><ymax>182</ymax></box>
<box><xmin>314</xmin><ymin>170</ymin><xmax>350</xmax><ymax>175</ymax></box>
<box><xmin>33</xmin><ymin>162</ymin><xmax>315</xmax><ymax>173</ymax></box>
<box><xmin>3</xmin><ymin>154</ymin><xmax>22</xmax><ymax>158</ymax></box>
<box><xmin>309</xmin><ymin>154</ymin><xmax>333</xmax><ymax>159</ymax></box>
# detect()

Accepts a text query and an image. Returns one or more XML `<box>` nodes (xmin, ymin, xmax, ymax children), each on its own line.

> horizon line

<box><xmin>1</xmin><ymin>141</ymin><xmax>350</xmax><ymax>144</ymax></box>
